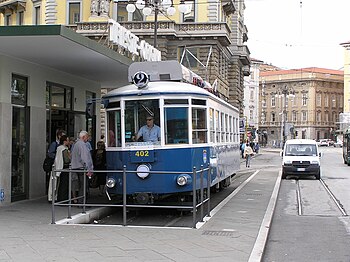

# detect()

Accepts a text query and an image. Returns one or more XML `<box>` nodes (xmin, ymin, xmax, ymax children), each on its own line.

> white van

<box><xmin>281</xmin><ymin>139</ymin><xmax>321</xmax><ymax>180</ymax></box>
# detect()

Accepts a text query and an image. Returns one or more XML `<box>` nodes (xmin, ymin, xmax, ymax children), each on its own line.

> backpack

<box><xmin>43</xmin><ymin>141</ymin><xmax>58</xmax><ymax>173</ymax></box>
<box><xmin>43</xmin><ymin>156</ymin><xmax>54</xmax><ymax>173</ymax></box>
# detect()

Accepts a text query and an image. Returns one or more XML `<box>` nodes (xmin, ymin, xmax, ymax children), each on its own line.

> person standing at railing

<box><xmin>71</xmin><ymin>131</ymin><xmax>94</xmax><ymax>203</ymax></box>
<box><xmin>91</xmin><ymin>141</ymin><xmax>107</xmax><ymax>196</ymax></box>
<box><xmin>56</xmin><ymin>135</ymin><xmax>71</xmax><ymax>201</ymax></box>
<box><xmin>48</xmin><ymin>135</ymin><xmax>70</xmax><ymax>202</ymax></box>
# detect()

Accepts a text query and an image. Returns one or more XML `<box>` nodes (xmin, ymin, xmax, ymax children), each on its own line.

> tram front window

<box><xmin>165</xmin><ymin>107</ymin><xmax>188</xmax><ymax>144</ymax></box>
<box><xmin>107</xmin><ymin>110</ymin><xmax>121</xmax><ymax>147</ymax></box>
<box><xmin>124</xmin><ymin>99</ymin><xmax>160</xmax><ymax>146</ymax></box>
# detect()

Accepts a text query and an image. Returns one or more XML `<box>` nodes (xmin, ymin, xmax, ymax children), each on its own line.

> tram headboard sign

<box><xmin>132</xmin><ymin>71</ymin><xmax>149</xmax><ymax>89</ymax></box>
<box><xmin>128</xmin><ymin>61</ymin><xmax>212</xmax><ymax>91</ymax></box>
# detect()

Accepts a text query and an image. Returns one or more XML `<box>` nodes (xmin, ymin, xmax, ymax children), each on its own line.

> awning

<box><xmin>0</xmin><ymin>25</ymin><xmax>133</xmax><ymax>88</ymax></box>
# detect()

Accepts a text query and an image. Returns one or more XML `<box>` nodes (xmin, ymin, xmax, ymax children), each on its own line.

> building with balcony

<box><xmin>0</xmin><ymin>0</ymin><xmax>250</xmax><ymax>204</ymax></box>
<box><xmin>243</xmin><ymin>58</ymin><xmax>263</xmax><ymax>142</ymax></box>
<box><xmin>340</xmin><ymin>41</ymin><xmax>350</xmax><ymax>113</ymax></box>
<box><xmin>259</xmin><ymin>68</ymin><xmax>344</xmax><ymax>147</ymax></box>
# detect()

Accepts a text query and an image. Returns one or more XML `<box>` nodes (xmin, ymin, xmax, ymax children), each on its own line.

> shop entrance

<box><xmin>45</xmin><ymin>83</ymin><xmax>96</xmax><ymax>153</ymax></box>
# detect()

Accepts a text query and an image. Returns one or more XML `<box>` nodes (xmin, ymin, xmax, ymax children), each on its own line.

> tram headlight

<box><xmin>106</xmin><ymin>178</ymin><xmax>116</xmax><ymax>188</ymax></box>
<box><xmin>136</xmin><ymin>164</ymin><xmax>150</xmax><ymax>179</ymax></box>
<box><xmin>176</xmin><ymin>174</ymin><xmax>192</xmax><ymax>186</ymax></box>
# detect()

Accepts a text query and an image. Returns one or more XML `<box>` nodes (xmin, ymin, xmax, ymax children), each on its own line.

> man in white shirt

<box><xmin>136</xmin><ymin>116</ymin><xmax>160</xmax><ymax>142</ymax></box>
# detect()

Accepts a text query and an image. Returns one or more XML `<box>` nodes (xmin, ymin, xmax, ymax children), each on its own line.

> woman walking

<box><xmin>244</xmin><ymin>142</ymin><xmax>254</xmax><ymax>168</ymax></box>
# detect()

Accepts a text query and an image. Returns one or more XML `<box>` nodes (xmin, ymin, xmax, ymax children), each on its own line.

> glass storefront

<box><xmin>11</xmin><ymin>75</ymin><xmax>28</xmax><ymax>201</ymax></box>
<box><xmin>46</xmin><ymin>83</ymin><xmax>96</xmax><ymax>148</ymax></box>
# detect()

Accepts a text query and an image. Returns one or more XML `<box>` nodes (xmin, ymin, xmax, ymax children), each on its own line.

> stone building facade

<box><xmin>259</xmin><ymin>68</ymin><xmax>344</xmax><ymax>147</ymax></box>
<box><xmin>0</xmin><ymin>0</ymin><xmax>250</xmax><ymax>203</ymax></box>
<box><xmin>243</xmin><ymin>58</ymin><xmax>263</xmax><ymax>142</ymax></box>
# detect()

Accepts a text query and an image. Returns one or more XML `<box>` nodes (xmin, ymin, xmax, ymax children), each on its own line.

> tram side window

<box><xmin>225</xmin><ymin>114</ymin><xmax>229</xmax><ymax>142</ymax></box>
<box><xmin>229</xmin><ymin>116</ymin><xmax>233</xmax><ymax>142</ymax></box>
<box><xmin>221</xmin><ymin>112</ymin><xmax>225</xmax><ymax>142</ymax></box>
<box><xmin>192</xmin><ymin>108</ymin><xmax>207</xmax><ymax>144</ymax></box>
<box><xmin>107</xmin><ymin>110</ymin><xmax>121</xmax><ymax>147</ymax></box>
<box><xmin>165</xmin><ymin>107</ymin><xmax>188</xmax><ymax>144</ymax></box>
<box><xmin>215</xmin><ymin>110</ymin><xmax>220</xmax><ymax>142</ymax></box>
<box><xmin>209</xmin><ymin>108</ymin><xmax>215</xmax><ymax>142</ymax></box>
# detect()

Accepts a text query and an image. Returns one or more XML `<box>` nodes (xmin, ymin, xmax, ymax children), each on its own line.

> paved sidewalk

<box><xmin>0</xmin><ymin>155</ymin><xmax>280</xmax><ymax>262</ymax></box>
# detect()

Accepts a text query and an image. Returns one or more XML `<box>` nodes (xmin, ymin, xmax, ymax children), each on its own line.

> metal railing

<box><xmin>50</xmin><ymin>165</ymin><xmax>211</xmax><ymax>228</ymax></box>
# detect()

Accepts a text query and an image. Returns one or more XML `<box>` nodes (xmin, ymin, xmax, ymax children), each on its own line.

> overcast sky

<box><xmin>244</xmin><ymin>0</ymin><xmax>349</xmax><ymax>70</ymax></box>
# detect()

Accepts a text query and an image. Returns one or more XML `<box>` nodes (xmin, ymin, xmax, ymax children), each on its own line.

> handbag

<box><xmin>43</xmin><ymin>156</ymin><xmax>54</xmax><ymax>173</ymax></box>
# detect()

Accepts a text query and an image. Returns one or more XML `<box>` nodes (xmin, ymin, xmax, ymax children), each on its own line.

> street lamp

<box><xmin>126</xmin><ymin>0</ymin><xmax>188</xmax><ymax>48</ymax></box>
<box><xmin>275</xmin><ymin>85</ymin><xmax>295</xmax><ymax>148</ymax></box>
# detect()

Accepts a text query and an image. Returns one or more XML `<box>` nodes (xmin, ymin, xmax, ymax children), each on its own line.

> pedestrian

<box><xmin>255</xmin><ymin>142</ymin><xmax>260</xmax><ymax>154</ymax></box>
<box><xmin>69</xmin><ymin>137</ymin><xmax>75</xmax><ymax>152</ymax></box>
<box><xmin>46</xmin><ymin>129</ymin><xmax>65</xmax><ymax>194</ymax></box>
<box><xmin>91</xmin><ymin>141</ymin><xmax>107</xmax><ymax>196</ymax></box>
<box><xmin>48</xmin><ymin>135</ymin><xmax>71</xmax><ymax>202</ymax></box>
<box><xmin>70</xmin><ymin>131</ymin><xmax>94</xmax><ymax>203</ymax></box>
<box><xmin>240</xmin><ymin>142</ymin><xmax>246</xmax><ymax>159</ymax></box>
<box><xmin>244</xmin><ymin>142</ymin><xmax>254</xmax><ymax>168</ymax></box>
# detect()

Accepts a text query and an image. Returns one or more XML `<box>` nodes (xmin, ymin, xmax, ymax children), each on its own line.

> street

<box><xmin>262</xmin><ymin>146</ymin><xmax>350</xmax><ymax>262</ymax></box>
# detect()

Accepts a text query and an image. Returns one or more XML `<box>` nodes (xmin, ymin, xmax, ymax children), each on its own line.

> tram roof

<box><xmin>103</xmin><ymin>81</ymin><xmax>238</xmax><ymax>111</ymax></box>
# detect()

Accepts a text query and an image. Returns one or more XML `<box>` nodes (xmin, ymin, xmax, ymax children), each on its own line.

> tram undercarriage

<box><xmin>107</xmin><ymin>173</ymin><xmax>235</xmax><ymax>205</ymax></box>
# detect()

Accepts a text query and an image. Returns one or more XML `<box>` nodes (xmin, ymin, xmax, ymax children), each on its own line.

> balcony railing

<box><xmin>0</xmin><ymin>0</ymin><xmax>26</xmax><ymax>13</ymax></box>
<box><xmin>71</xmin><ymin>20</ymin><xmax>232</xmax><ymax>47</ymax></box>
<box><xmin>259</xmin><ymin>121</ymin><xmax>336</xmax><ymax>128</ymax></box>
<box><xmin>230</xmin><ymin>45</ymin><xmax>250</xmax><ymax>65</ymax></box>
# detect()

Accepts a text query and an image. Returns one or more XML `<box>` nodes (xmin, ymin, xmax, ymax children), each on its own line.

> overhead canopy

<box><xmin>0</xmin><ymin>25</ymin><xmax>132</xmax><ymax>88</ymax></box>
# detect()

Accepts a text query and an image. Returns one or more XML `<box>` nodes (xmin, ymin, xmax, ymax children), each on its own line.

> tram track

<box><xmin>295</xmin><ymin>178</ymin><xmax>348</xmax><ymax>217</ymax></box>
<box><xmin>319</xmin><ymin>179</ymin><xmax>348</xmax><ymax>216</ymax></box>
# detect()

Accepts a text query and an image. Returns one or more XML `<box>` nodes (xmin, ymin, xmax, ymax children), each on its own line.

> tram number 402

<box><xmin>135</xmin><ymin>151</ymin><xmax>149</xmax><ymax>157</ymax></box>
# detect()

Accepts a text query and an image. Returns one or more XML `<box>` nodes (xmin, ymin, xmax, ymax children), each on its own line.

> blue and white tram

<box><xmin>102</xmin><ymin>60</ymin><xmax>240</xmax><ymax>204</ymax></box>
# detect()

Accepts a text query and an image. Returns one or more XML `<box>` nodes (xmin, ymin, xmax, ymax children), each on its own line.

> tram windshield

<box><xmin>107</xmin><ymin>99</ymin><xmax>161</xmax><ymax>147</ymax></box>
<box><xmin>126</xmin><ymin>99</ymin><xmax>160</xmax><ymax>146</ymax></box>
<box><xmin>106</xmin><ymin>97</ymin><xmax>209</xmax><ymax>147</ymax></box>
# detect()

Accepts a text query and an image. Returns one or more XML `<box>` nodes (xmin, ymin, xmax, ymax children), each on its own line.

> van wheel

<box><xmin>282</xmin><ymin>171</ymin><xmax>287</xmax><ymax>179</ymax></box>
<box><xmin>315</xmin><ymin>171</ymin><xmax>321</xmax><ymax>180</ymax></box>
